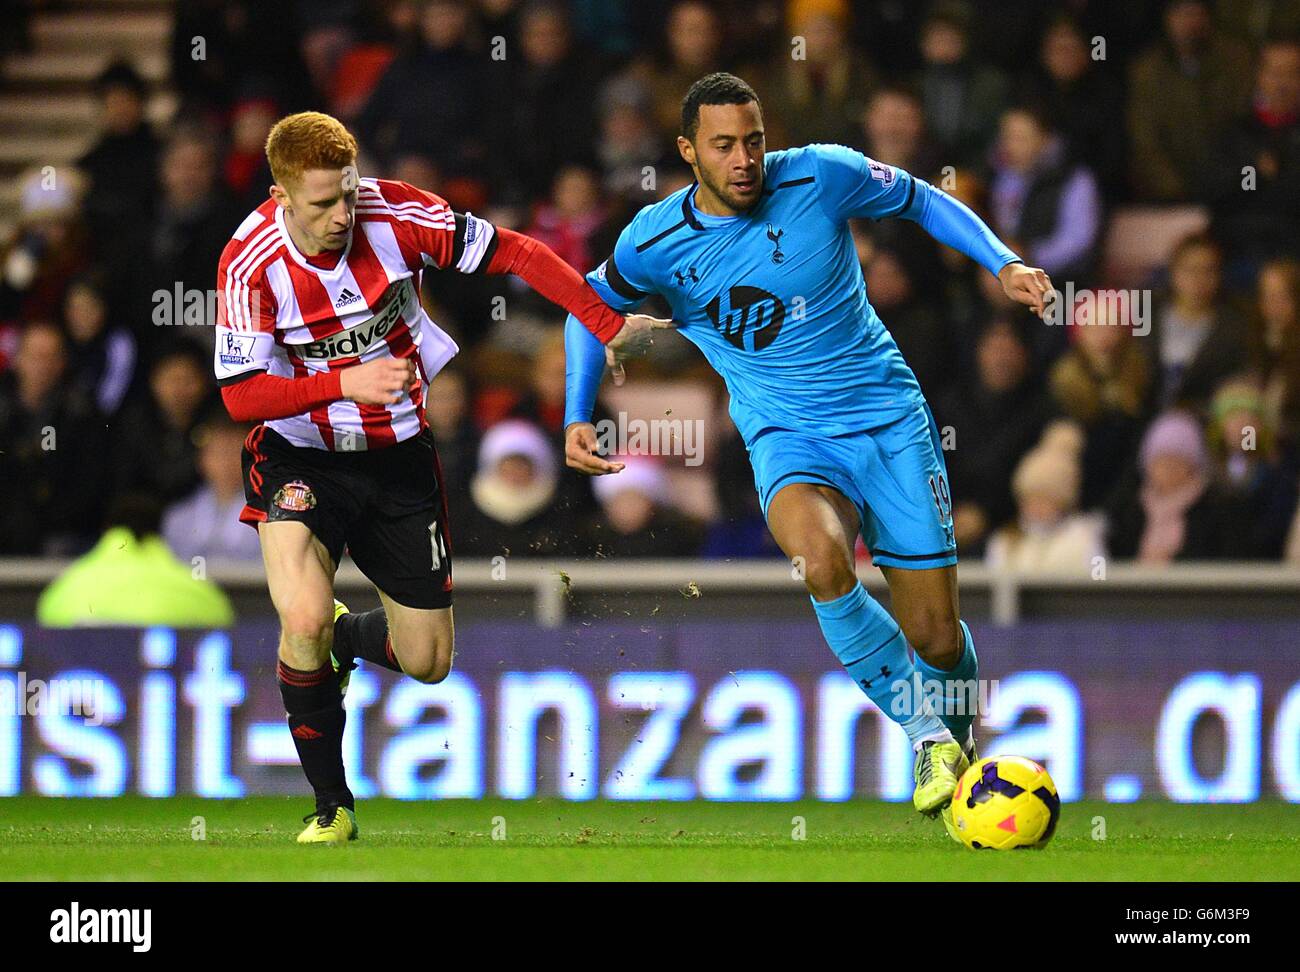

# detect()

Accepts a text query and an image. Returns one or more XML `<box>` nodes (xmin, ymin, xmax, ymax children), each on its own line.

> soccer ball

<box><xmin>949</xmin><ymin>755</ymin><xmax>1061</xmax><ymax>850</ymax></box>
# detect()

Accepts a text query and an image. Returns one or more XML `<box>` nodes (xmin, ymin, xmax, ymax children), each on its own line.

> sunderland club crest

<box><xmin>273</xmin><ymin>480</ymin><xmax>317</xmax><ymax>512</ymax></box>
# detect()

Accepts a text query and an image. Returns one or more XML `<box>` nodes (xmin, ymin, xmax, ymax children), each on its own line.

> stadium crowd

<box><xmin>1</xmin><ymin>0</ymin><xmax>1299</xmax><ymax>573</ymax></box>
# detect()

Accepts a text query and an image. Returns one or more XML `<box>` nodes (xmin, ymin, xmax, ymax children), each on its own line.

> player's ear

<box><xmin>677</xmin><ymin>136</ymin><xmax>695</xmax><ymax>166</ymax></box>
<box><xmin>269</xmin><ymin>183</ymin><xmax>290</xmax><ymax>211</ymax></box>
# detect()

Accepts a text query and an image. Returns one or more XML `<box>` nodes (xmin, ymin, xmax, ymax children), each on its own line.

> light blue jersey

<box><xmin>565</xmin><ymin>142</ymin><xmax>1021</xmax><ymax>568</ymax></box>
<box><xmin>568</xmin><ymin>143</ymin><xmax>1018</xmax><ymax>442</ymax></box>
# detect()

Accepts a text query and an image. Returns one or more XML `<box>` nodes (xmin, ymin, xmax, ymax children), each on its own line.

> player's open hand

<box><xmin>565</xmin><ymin>422</ymin><xmax>624</xmax><ymax>476</ymax></box>
<box><xmin>605</xmin><ymin>314</ymin><xmax>676</xmax><ymax>386</ymax></box>
<box><xmin>999</xmin><ymin>263</ymin><xmax>1055</xmax><ymax>320</ymax></box>
<box><xmin>340</xmin><ymin>357</ymin><xmax>416</xmax><ymax>406</ymax></box>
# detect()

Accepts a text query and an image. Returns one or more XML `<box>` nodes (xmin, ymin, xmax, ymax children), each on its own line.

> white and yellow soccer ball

<box><xmin>949</xmin><ymin>755</ymin><xmax>1061</xmax><ymax>850</ymax></box>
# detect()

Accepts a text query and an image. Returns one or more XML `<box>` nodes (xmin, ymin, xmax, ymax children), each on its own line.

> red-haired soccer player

<box><xmin>215</xmin><ymin>111</ymin><xmax>664</xmax><ymax>843</ymax></box>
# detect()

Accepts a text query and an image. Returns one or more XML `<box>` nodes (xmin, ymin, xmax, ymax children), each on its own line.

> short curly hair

<box><xmin>680</xmin><ymin>72</ymin><xmax>761</xmax><ymax>141</ymax></box>
<box><xmin>265</xmin><ymin>111</ymin><xmax>358</xmax><ymax>187</ymax></box>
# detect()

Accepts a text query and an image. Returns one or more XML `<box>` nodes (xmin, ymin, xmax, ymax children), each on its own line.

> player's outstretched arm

<box><xmin>485</xmin><ymin>227</ymin><xmax>672</xmax><ymax>350</ymax></box>
<box><xmin>812</xmin><ymin>146</ymin><xmax>1055</xmax><ymax>319</ymax></box>
<box><xmin>902</xmin><ymin>179</ymin><xmax>1055</xmax><ymax>319</ymax></box>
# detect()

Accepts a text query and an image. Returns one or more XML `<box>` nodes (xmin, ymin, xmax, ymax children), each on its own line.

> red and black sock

<box><xmin>333</xmin><ymin>607</ymin><xmax>404</xmax><ymax>674</ymax></box>
<box><xmin>277</xmin><ymin>660</ymin><xmax>353</xmax><ymax>811</ymax></box>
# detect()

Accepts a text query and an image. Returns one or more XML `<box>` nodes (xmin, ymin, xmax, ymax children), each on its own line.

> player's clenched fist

<box><xmin>565</xmin><ymin>422</ymin><xmax>624</xmax><ymax>476</ymax></box>
<box><xmin>340</xmin><ymin>357</ymin><xmax>417</xmax><ymax>405</ymax></box>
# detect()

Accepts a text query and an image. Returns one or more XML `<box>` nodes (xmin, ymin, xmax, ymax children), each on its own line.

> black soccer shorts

<box><xmin>240</xmin><ymin>425</ymin><xmax>453</xmax><ymax>609</ymax></box>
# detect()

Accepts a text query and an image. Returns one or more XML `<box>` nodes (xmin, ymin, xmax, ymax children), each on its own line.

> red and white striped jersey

<box><xmin>215</xmin><ymin>178</ymin><xmax>494</xmax><ymax>451</ymax></box>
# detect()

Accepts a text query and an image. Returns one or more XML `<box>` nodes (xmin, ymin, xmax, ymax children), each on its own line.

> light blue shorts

<box><xmin>747</xmin><ymin>403</ymin><xmax>957</xmax><ymax>570</ymax></box>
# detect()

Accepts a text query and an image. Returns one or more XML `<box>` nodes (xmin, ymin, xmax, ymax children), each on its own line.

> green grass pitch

<box><xmin>1</xmin><ymin>797</ymin><xmax>1297</xmax><ymax>881</ymax></box>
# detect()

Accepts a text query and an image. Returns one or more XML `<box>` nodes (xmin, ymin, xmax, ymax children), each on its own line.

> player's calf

<box><xmin>385</xmin><ymin>603</ymin><xmax>454</xmax><ymax>684</ymax></box>
<box><xmin>334</xmin><ymin>599</ymin><xmax>455</xmax><ymax>684</ymax></box>
<box><xmin>897</xmin><ymin>607</ymin><xmax>963</xmax><ymax>671</ymax></box>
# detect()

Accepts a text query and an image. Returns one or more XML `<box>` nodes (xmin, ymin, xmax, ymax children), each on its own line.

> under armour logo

<box><xmin>766</xmin><ymin>223</ymin><xmax>785</xmax><ymax>264</ymax></box>
<box><xmin>334</xmin><ymin>287</ymin><xmax>361</xmax><ymax>309</ymax></box>
<box><xmin>673</xmin><ymin>266</ymin><xmax>699</xmax><ymax>287</ymax></box>
<box><xmin>860</xmin><ymin>664</ymin><xmax>893</xmax><ymax>690</ymax></box>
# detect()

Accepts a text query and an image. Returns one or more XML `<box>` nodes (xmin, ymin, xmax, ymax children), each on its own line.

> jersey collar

<box><xmin>685</xmin><ymin>177</ymin><xmax>772</xmax><ymax>226</ymax></box>
<box><xmin>275</xmin><ymin>205</ymin><xmax>353</xmax><ymax>277</ymax></box>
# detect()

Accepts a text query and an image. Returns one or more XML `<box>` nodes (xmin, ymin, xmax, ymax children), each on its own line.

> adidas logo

<box><xmin>334</xmin><ymin>288</ymin><xmax>361</xmax><ymax>309</ymax></box>
<box><xmin>292</xmin><ymin>724</ymin><xmax>323</xmax><ymax>740</ymax></box>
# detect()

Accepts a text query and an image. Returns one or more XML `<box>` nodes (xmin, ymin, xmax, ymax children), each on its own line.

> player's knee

<box><xmin>279</xmin><ymin>604</ymin><xmax>332</xmax><ymax>649</ymax></box>
<box><xmin>901</xmin><ymin>610</ymin><xmax>962</xmax><ymax>669</ymax></box>
<box><xmin>800</xmin><ymin>538</ymin><xmax>857</xmax><ymax>601</ymax></box>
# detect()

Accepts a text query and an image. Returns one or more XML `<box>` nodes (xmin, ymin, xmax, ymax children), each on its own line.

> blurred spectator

<box><xmin>1251</xmin><ymin>257</ymin><xmax>1300</xmax><ymax>444</ymax></box>
<box><xmin>989</xmin><ymin>105</ymin><xmax>1103</xmax><ymax>286</ymax></box>
<box><xmin>62</xmin><ymin>271</ymin><xmax>138</xmax><ymax>418</ymax></box>
<box><xmin>162</xmin><ymin>418</ymin><xmax>262</xmax><ymax>563</ymax></box>
<box><xmin>37</xmin><ymin>495</ymin><xmax>234</xmax><ymax>628</ymax></box>
<box><xmin>1127</xmin><ymin>0</ymin><xmax>1253</xmax><ymax>201</ymax></box>
<box><xmin>1022</xmin><ymin>15</ymin><xmax>1126</xmax><ymax>196</ymax></box>
<box><xmin>137</xmin><ymin>127</ymin><xmax>240</xmax><ymax>350</ymax></box>
<box><xmin>629</xmin><ymin>0</ymin><xmax>726</xmax><ymax>141</ymax></box>
<box><xmin>586</xmin><ymin>455</ymin><xmax>705</xmax><ymax>556</ymax></box>
<box><xmin>76</xmin><ymin>61</ymin><xmax>159</xmax><ymax>258</ymax></box>
<box><xmin>1105</xmin><ymin>409</ymin><xmax>1249</xmax><ymax>562</ymax></box>
<box><xmin>1206</xmin><ymin>374</ymin><xmax>1300</xmax><ymax>557</ymax></box>
<box><xmin>935</xmin><ymin>316</ymin><xmax>1057</xmax><ymax>554</ymax></box>
<box><xmin>568</xmin><ymin>0</ymin><xmax>638</xmax><ymax>57</ymax></box>
<box><xmin>524</xmin><ymin>164</ymin><xmax>607</xmax><ymax>275</ymax></box>
<box><xmin>110</xmin><ymin>344</ymin><xmax>216</xmax><ymax>505</ymax></box>
<box><xmin>507</xmin><ymin>328</ymin><xmax>601</xmax><ymax>515</ymax></box>
<box><xmin>0</xmin><ymin>167</ymin><xmax>90</xmax><ymax>324</ymax></box>
<box><xmin>0</xmin><ymin>323</ymin><xmax>108</xmax><ymax>554</ymax></box>
<box><xmin>458</xmin><ymin>418</ymin><xmax>577</xmax><ymax>556</ymax></box>
<box><xmin>985</xmin><ymin>420</ymin><xmax>1106</xmax><ymax>574</ymax></box>
<box><xmin>1204</xmin><ymin>38</ymin><xmax>1300</xmax><ymax>271</ymax></box>
<box><xmin>912</xmin><ymin>2</ymin><xmax>1009</xmax><ymax>167</ymax></box>
<box><xmin>485</xmin><ymin>1</ymin><xmax>601</xmax><ymax>202</ymax></box>
<box><xmin>424</xmin><ymin>367</ymin><xmax>479</xmax><ymax>517</ymax></box>
<box><xmin>1215</xmin><ymin>0</ymin><xmax>1300</xmax><ymax>44</ymax></box>
<box><xmin>1149</xmin><ymin>232</ymin><xmax>1251</xmax><ymax>411</ymax></box>
<box><xmin>508</xmin><ymin>328</ymin><xmax>570</xmax><ymax>435</ymax></box>
<box><xmin>596</xmin><ymin>76</ymin><xmax>673</xmax><ymax>205</ymax></box>
<box><xmin>478</xmin><ymin>0</ymin><xmax>524</xmax><ymax>50</ymax></box>
<box><xmin>1049</xmin><ymin>302</ymin><xmax>1154</xmax><ymax>508</ymax></box>
<box><xmin>223</xmin><ymin>97</ymin><xmax>279</xmax><ymax>212</ymax></box>
<box><xmin>760</xmin><ymin>1</ymin><xmax>878</xmax><ymax>147</ymax></box>
<box><xmin>858</xmin><ymin>85</ymin><xmax>944</xmax><ymax>179</ymax></box>
<box><xmin>355</xmin><ymin>0</ymin><xmax>488</xmax><ymax>176</ymax></box>
<box><xmin>170</xmin><ymin>0</ymin><xmax>313</xmax><ymax>118</ymax></box>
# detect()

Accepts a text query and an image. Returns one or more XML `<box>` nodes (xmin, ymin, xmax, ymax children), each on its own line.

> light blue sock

<box><xmin>912</xmin><ymin>619</ymin><xmax>980</xmax><ymax>746</ymax></box>
<box><xmin>811</xmin><ymin>584</ymin><xmax>951</xmax><ymax>749</ymax></box>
